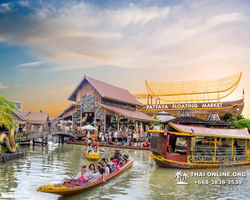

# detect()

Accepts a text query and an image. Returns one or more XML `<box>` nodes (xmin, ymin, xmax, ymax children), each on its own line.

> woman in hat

<box><xmin>113</xmin><ymin>148</ymin><xmax>122</xmax><ymax>161</ymax></box>
<box><xmin>112</xmin><ymin>159</ymin><xmax>121</xmax><ymax>171</ymax></box>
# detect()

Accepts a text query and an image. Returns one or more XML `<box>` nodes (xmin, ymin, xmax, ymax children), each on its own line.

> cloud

<box><xmin>15</xmin><ymin>83</ymin><xmax>21</xmax><ymax>87</ymax></box>
<box><xmin>0</xmin><ymin>1</ymin><xmax>249</xmax><ymax>71</ymax></box>
<box><xmin>16</xmin><ymin>62</ymin><xmax>43</xmax><ymax>68</ymax></box>
<box><xmin>0</xmin><ymin>82</ymin><xmax>8</xmax><ymax>89</ymax></box>
<box><xmin>0</xmin><ymin>3</ymin><xmax>10</xmax><ymax>13</ymax></box>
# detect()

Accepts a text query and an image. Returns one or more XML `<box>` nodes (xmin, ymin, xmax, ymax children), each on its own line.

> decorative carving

<box><xmin>180</xmin><ymin>110</ymin><xmax>194</xmax><ymax>117</ymax></box>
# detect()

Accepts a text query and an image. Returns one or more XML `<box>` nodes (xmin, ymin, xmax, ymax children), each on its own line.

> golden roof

<box><xmin>133</xmin><ymin>72</ymin><xmax>242</xmax><ymax>103</ymax></box>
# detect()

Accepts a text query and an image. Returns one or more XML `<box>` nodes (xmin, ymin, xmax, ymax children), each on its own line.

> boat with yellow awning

<box><xmin>150</xmin><ymin>122</ymin><xmax>250</xmax><ymax>169</ymax></box>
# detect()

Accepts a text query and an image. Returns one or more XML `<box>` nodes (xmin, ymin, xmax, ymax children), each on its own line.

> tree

<box><xmin>235</xmin><ymin>119</ymin><xmax>250</xmax><ymax>132</ymax></box>
<box><xmin>237</xmin><ymin>115</ymin><xmax>245</xmax><ymax>120</ymax></box>
<box><xmin>0</xmin><ymin>95</ymin><xmax>17</xmax><ymax>130</ymax></box>
<box><xmin>149</xmin><ymin>115</ymin><xmax>162</xmax><ymax>130</ymax></box>
<box><xmin>222</xmin><ymin>113</ymin><xmax>237</xmax><ymax>124</ymax></box>
<box><xmin>39</xmin><ymin>109</ymin><xmax>43</xmax><ymax>113</ymax></box>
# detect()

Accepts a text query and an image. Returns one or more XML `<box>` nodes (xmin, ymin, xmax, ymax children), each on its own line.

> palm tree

<box><xmin>0</xmin><ymin>95</ymin><xmax>17</xmax><ymax>130</ymax></box>
<box><xmin>174</xmin><ymin>170</ymin><xmax>183</xmax><ymax>182</ymax></box>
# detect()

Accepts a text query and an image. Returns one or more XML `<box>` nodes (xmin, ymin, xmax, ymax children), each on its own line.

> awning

<box><xmin>168</xmin><ymin>122</ymin><xmax>250</xmax><ymax>139</ymax></box>
<box><xmin>98</xmin><ymin>103</ymin><xmax>158</xmax><ymax>122</ymax></box>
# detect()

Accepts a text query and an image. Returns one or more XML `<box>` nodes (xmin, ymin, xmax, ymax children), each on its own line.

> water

<box><xmin>1</xmin><ymin>141</ymin><xmax>250</xmax><ymax>200</ymax></box>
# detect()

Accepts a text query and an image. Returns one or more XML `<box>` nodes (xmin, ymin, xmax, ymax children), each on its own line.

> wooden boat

<box><xmin>66</xmin><ymin>141</ymin><xmax>103</xmax><ymax>146</ymax></box>
<box><xmin>84</xmin><ymin>150</ymin><xmax>100</xmax><ymax>160</ymax></box>
<box><xmin>150</xmin><ymin>122</ymin><xmax>250</xmax><ymax>169</ymax></box>
<box><xmin>104</xmin><ymin>144</ymin><xmax>150</xmax><ymax>150</ymax></box>
<box><xmin>37</xmin><ymin>159</ymin><xmax>133</xmax><ymax>195</ymax></box>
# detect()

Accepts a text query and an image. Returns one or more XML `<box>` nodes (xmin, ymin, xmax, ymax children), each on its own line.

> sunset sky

<box><xmin>0</xmin><ymin>0</ymin><xmax>249</xmax><ymax>118</ymax></box>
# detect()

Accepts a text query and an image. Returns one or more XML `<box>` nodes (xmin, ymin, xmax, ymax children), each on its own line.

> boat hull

<box><xmin>37</xmin><ymin>160</ymin><xmax>133</xmax><ymax>195</ymax></box>
<box><xmin>66</xmin><ymin>141</ymin><xmax>103</xmax><ymax>146</ymax></box>
<box><xmin>151</xmin><ymin>154</ymin><xmax>250</xmax><ymax>169</ymax></box>
<box><xmin>84</xmin><ymin>151</ymin><xmax>100</xmax><ymax>160</ymax></box>
<box><xmin>66</xmin><ymin>142</ymin><xmax>150</xmax><ymax>150</ymax></box>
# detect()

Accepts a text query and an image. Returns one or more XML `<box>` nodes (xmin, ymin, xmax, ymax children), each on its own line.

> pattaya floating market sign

<box><xmin>145</xmin><ymin>103</ymin><xmax>223</xmax><ymax>110</ymax></box>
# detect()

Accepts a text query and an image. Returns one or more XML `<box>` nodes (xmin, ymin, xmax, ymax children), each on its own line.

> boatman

<box><xmin>113</xmin><ymin>148</ymin><xmax>122</xmax><ymax>161</ymax></box>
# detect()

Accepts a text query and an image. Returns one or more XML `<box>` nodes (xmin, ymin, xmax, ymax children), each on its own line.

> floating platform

<box><xmin>0</xmin><ymin>152</ymin><xmax>24</xmax><ymax>162</ymax></box>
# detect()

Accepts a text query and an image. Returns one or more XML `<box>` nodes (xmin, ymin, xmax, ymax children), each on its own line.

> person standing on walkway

<box><xmin>114</xmin><ymin>130</ymin><xmax>118</xmax><ymax>142</ymax></box>
<box><xmin>99</xmin><ymin>131</ymin><xmax>103</xmax><ymax>142</ymax></box>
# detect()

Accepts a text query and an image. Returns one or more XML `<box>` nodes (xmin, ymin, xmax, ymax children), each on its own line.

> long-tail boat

<box><xmin>104</xmin><ymin>144</ymin><xmax>150</xmax><ymax>150</ymax></box>
<box><xmin>37</xmin><ymin>159</ymin><xmax>133</xmax><ymax>195</ymax></box>
<box><xmin>150</xmin><ymin>122</ymin><xmax>250</xmax><ymax>169</ymax></box>
<box><xmin>84</xmin><ymin>150</ymin><xmax>100</xmax><ymax>160</ymax></box>
<box><xmin>66</xmin><ymin>141</ymin><xmax>150</xmax><ymax>150</ymax></box>
<box><xmin>66</xmin><ymin>141</ymin><xmax>103</xmax><ymax>146</ymax></box>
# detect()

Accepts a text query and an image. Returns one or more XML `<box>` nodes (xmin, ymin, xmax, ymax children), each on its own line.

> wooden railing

<box><xmin>16</xmin><ymin>131</ymin><xmax>51</xmax><ymax>141</ymax></box>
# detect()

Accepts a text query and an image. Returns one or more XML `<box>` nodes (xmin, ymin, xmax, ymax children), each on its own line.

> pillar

<box><xmin>135</xmin><ymin>121</ymin><xmax>138</xmax><ymax>132</ymax></box>
<box><xmin>140</xmin><ymin>122</ymin><xmax>143</xmax><ymax>135</ymax></box>
<box><xmin>155</xmin><ymin>97</ymin><xmax>157</xmax><ymax>104</ymax></box>
<box><xmin>104</xmin><ymin>109</ymin><xmax>106</xmax><ymax>132</ymax></box>
<box><xmin>147</xmin><ymin>94</ymin><xmax>149</xmax><ymax>104</ymax></box>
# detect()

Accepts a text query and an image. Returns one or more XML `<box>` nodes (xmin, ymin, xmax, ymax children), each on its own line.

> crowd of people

<box><xmin>63</xmin><ymin>149</ymin><xmax>129</xmax><ymax>186</ymax></box>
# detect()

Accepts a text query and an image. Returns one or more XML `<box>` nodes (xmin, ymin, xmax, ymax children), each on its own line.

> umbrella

<box><xmin>81</xmin><ymin>124</ymin><xmax>96</xmax><ymax>130</ymax></box>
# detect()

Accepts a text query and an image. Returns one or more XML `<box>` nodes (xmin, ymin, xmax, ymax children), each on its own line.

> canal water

<box><xmin>1</xmin><ymin>140</ymin><xmax>250</xmax><ymax>200</ymax></box>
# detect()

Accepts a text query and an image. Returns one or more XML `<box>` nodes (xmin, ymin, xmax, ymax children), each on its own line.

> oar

<box><xmin>99</xmin><ymin>149</ymin><xmax>104</xmax><ymax>152</ymax></box>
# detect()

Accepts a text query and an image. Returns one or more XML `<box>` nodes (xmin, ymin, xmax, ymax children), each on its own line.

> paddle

<box><xmin>99</xmin><ymin>149</ymin><xmax>104</xmax><ymax>152</ymax></box>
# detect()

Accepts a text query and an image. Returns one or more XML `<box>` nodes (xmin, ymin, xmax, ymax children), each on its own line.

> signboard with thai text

<box><xmin>187</xmin><ymin>155</ymin><xmax>249</xmax><ymax>164</ymax></box>
<box><xmin>144</xmin><ymin>103</ymin><xmax>223</xmax><ymax>110</ymax></box>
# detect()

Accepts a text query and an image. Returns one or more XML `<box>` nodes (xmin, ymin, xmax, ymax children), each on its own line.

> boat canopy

<box><xmin>167</xmin><ymin>122</ymin><xmax>250</xmax><ymax>139</ymax></box>
<box><xmin>134</xmin><ymin>72</ymin><xmax>242</xmax><ymax>103</ymax></box>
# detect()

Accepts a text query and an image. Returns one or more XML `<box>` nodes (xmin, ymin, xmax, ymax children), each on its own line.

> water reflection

<box><xmin>1</xmin><ymin>143</ymin><xmax>250</xmax><ymax>200</ymax></box>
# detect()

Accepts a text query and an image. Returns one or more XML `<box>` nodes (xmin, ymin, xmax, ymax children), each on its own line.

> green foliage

<box><xmin>235</xmin><ymin>119</ymin><xmax>250</xmax><ymax>132</ymax></box>
<box><xmin>237</xmin><ymin>115</ymin><xmax>245</xmax><ymax>120</ymax></box>
<box><xmin>149</xmin><ymin>115</ymin><xmax>162</xmax><ymax>130</ymax></box>
<box><xmin>39</xmin><ymin>109</ymin><xmax>43</xmax><ymax>113</ymax></box>
<box><xmin>222</xmin><ymin>113</ymin><xmax>237</xmax><ymax>124</ymax></box>
<box><xmin>0</xmin><ymin>95</ymin><xmax>17</xmax><ymax>130</ymax></box>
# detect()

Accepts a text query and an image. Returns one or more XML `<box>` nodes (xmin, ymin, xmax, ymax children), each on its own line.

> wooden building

<box><xmin>66</xmin><ymin>75</ymin><xmax>157</xmax><ymax>133</ymax></box>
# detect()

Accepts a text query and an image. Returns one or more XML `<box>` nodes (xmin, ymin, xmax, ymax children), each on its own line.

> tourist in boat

<box><xmin>71</xmin><ymin>165</ymin><xmax>90</xmax><ymax>186</ymax></box>
<box><xmin>112</xmin><ymin>159</ymin><xmax>121</xmax><ymax>171</ymax></box>
<box><xmin>103</xmin><ymin>162</ymin><xmax>110</xmax><ymax>175</ymax></box>
<box><xmin>121</xmin><ymin>140</ymin><xmax>125</xmax><ymax>146</ymax></box>
<box><xmin>147</xmin><ymin>132</ymin><xmax>152</xmax><ymax>142</ymax></box>
<box><xmin>87</xmin><ymin>144</ymin><xmax>93</xmax><ymax>153</ymax></box>
<box><xmin>88</xmin><ymin>166</ymin><xmax>101</xmax><ymax>182</ymax></box>
<box><xmin>113</xmin><ymin>148</ymin><xmax>122</xmax><ymax>160</ymax></box>
<box><xmin>105</xmin><ymin>132</ymin><xmax>108</xmax><ymax>142</ymax></box>
<box><xmin>88</xmin><ymin>163</ymin><xmax>96</xmax><ymax>173</ymax></box>
<box><xmin>129</xmin><ymin>141</ymin><xmax>133</xmax><ymax>146</ymax></box>
<box><xmin>97</xmin><ymin>162</ymin><xmax>106</xmax><ymax>182</ymax></box>
<box><xmin>93</xmin><ymin>145</ymin><xmax>99</xmax><ymax>153</ymax></box>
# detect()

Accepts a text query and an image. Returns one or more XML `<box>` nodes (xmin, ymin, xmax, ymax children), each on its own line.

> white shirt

<box><xmin>89</xmin><ymin>171</ymin><xmax>101</xmax><ymax>182</ymax></box>
<box><xmin>105</xmin><ymin>166</ymin><xmax>110</xmax><ymax>175</ymax></box>
<box><xmin>114</xmin><ymin>132</ymin><xmax>118</xmax><ymax>137</ymax></box>
<box><xmin>74</xmin><ymin>172</ymin><xmax>90</xmax><ymax>181</ymax></box>
<box><xmin>99</xmin><ymin>132</ymin><xmax>103</xmax><ymax>138</ymax></box>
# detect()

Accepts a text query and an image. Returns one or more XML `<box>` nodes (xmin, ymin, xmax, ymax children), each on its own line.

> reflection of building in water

<box><xmin>134</xmin><ymin>72</ymin><xmax>244</xmax><ymax>120</ymax></box>
<box><xmin>0</xmin><ymin>163</ymin><xmax>18</xmax><ymax>193</ymax></box>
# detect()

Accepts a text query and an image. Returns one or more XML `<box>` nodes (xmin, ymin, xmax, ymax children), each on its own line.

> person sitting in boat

<box><xmin>97</xmin><ymin>162</ymin><xmax>106</xmax><ymax>182</ymax></box>
<box><xmin>88</xmin><ymin>166</ymin><xmax>102</xmax><ymax>182</ymax></box>
<box><xmin>129</xmin><ymin>141</ymin><xmax>133</xmax><ymax>146</ymax></box>
<box><xmin>121</xmin><ymin>140</ymin><xmax>125</xmax><ymax>146</ymax></box>
<box><xmin>71</xmin><ymin>165</ymin><xmax>90</xmax><ymax>186</ymax></box>
<box><xmin>88</xmin><ymin>163</ymin><xmax>96</xmax><ymax>173</ymax></box>
<box><xmin>103</xmin><ymin>162</ymin><xmax>110</xmax><ymax>176</ymax></box>
<box><xmin>112</xmin><ymin>159</ymin><xmax>121</xmax><ymax>171</ymax></box>
<box><xmin>114</xmin><ymin>148</ymin><xmax>122</xmax><ymax>161</ymax></box>
<box><xmin>87</xmin><ymin>144</ymin><xmax>94</xmax><ymax>153</ymax></box>
<box><xmin>116</xmin><ymin>141</ymin><xmax>121</xmax><ymax>146</ymax></box>
<box><xmin>146</xmin><ymin>141</ymin><xmax>150</xmax><ymax>147</ymax></box>
<box><xmin>93</xmin><ymin>145</ymin><xmax>99</xmax><ymax>153</ymax></box>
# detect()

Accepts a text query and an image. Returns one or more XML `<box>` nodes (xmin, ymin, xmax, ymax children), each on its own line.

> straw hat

<box><xmin>115</xmin><ymin>148</ymin><xmax>120</xmax><ymax>151</ymax></box>
<box><xmin>112</xmin><ymin>159</ymin><xmax>120</xmax><ymax>163</ymax></box>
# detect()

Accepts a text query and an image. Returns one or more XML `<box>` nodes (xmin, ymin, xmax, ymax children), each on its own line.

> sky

<box><xmin>0</xmin><ymin>0</ymin><xmax>249</xmax><ymax>118</ymax></box>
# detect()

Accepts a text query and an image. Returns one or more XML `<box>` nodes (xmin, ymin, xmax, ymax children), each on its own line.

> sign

<box><xmin>187</xmin><ymin>155</ymin><xmax>248</xmax><ymax>164</ymax></box>
<box><xmin>144</xmin><ymin>102</ymin><xmax>223</xmax><ymax>110</ymax></box>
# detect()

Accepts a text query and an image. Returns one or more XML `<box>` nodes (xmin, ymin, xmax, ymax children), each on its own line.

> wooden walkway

<box><xmin>16</xmin><ymin>131</ymin><xmax>51</xmax><ymax>142</ymax></box>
